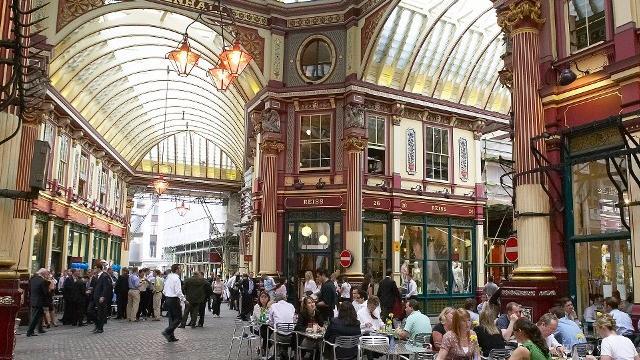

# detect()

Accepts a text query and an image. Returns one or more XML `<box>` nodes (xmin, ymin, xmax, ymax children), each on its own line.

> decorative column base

<box><xmin>0</xmin><ymin>259</ymin><xmax>21</xmax><ymax>360</ymax></box>
<box><xmin>499</xmin><ymin>280</ymin><xmax>558</xmax><ymax>321</ymax></box>
<box><xmin>344</xmin><ymin>230</ymin><xmax>364</xmax><ymax>285</ymax></box>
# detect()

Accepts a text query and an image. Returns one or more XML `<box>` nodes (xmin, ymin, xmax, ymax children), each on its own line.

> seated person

<box><xmin>351</xmin><ymin>288</ymin><xmax>367</xmax><ymax>314</ymax></box>
<box><xmin>559</xmin><ymin>297</ymin><xmax>581</xmax><ymax>326</ymax></box>
<box><xmin>586</xmin><ymin>313</ymin><xmax>640</xmax><ymax>360</ymax></box>
<box><xmin>324</xmin><ymin>302</ymin><xmax>361</xmax><ymax>359</ymax></box>
<box><xmin>464</xmin><ymin>298</ymin><xmax>479</xmax><ymax>323</ymax></box>
<box><xmin>268</xmin><ymin>292</ymin><xmax>295</xmax><ymax>346</ymax></box>
<box><xmin>474</xmin><ymin>306</ymin><xmax>505</xmax><ymax>357</ymax></box>
<box><xmin>431</xmin><ymin>307</ymin><xmax>454</xmax><ymax>351</ymax></box>
<box><xmin>497</xmin><ymin>302</ymin><xmax>521</xmax><ymax>341</ymax></box>
<box><xmin>357</xmin><ymin>295</ymin><xmax>383</xmax><ymax>334</ymax></box>
<box><xmin>584</xmin><ymin>295</ymin><xmax>604</xmax><ymax>323</ymax></box>
<box><xmin>396</xmin><ymin>299</ymin><xmax>432</xmax><ymax>341</ymax></box>
<box><xmin>536</xmin><ymin>312</ymin><xmax>564</xmax><ymax>356</ymax></box>
<box><xmin>550</xmin><ymin>307</ymin><xmax>586</xmax><ymax>350</ymax></box>
<box><xmin>604</xmin><ymin>297</ymin><xmax>635</xmax><ymax>337</ymax></box>
<box><xmin>295</xmin><ymin>296</ymin><xmax>324</xmax><ymax>356</ymax></box>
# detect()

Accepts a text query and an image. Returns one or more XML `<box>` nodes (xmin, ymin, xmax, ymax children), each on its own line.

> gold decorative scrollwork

<box><xmin>497</xmin><ymin>0</ymin><xmax>545</xmax><ymax>33</ymax></box>
<box><xmin>0</xmin><ymin>296</ymin><xmax>15</xmax><ymax>305</ymax></box>
<box><xmin>260</xmin><ymin>140</ymin><xmax>285</xmax><ymax>155</ymax></box>
<box><xmin>343</xmin><ymin>137</ymin><xmax>367</xmax><ymax>151</ymax></box>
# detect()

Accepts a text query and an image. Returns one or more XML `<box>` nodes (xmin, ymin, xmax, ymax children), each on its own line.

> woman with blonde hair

<box><xmin>474</xmin><ymin>305</ymin><xmax>505</xmax><ymax>356</ymax></box>
<box><xmin>585</xmin><ymin>314</ymin><xmax>639</xmax><ymax>360</ymax></box>
<box><xmin>431</xmin><ymin>307</ymin><xmax>455</xmax><ymax>351</ymax></box>
<box><xmin>303</xmin><ymin>271</ymin><xmax>318</xmax><ymax>297</ymax></box>
<box><xmin>436</xmin><ymin>308</ymin><xmax>479</xmax><ymax>360</ymax></box>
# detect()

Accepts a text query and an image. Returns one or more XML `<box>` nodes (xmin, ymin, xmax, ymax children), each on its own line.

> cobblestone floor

<box><xmin>15</xmin><ymin>306</ymin><xmax>251</xmax><ymax>360</ymax></box>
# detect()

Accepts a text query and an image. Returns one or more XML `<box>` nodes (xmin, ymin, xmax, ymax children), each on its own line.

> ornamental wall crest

<box><xmin>261</xmin><ymin>109</ymin><xmax>281</xmax><ymax>133</ymax></box>
<box><xmin>0</xmin><ymin>296</ymin><xmax>15</xmax><ymax>305</ymax></box>
<box><xmin>344</xmin><ymin>104</ymin><xmax>365</xmax><ymax>129</ymax></box>
<box><xmin>364</xmin><ymin>101</ymin><xmax>392</xmax><ymax>114</ymax></box>
<box><xmin>57</xmin><ymin>0</ymin><xmax>104</xmax><ymax>31</ymax></box>
<box><xmin>496</xmin><ymin>0</ymin><xmax>545</xmax><ymax>33</ymax></box>
<box><xmin>294</xmin><ymin>99</ymin><xmax>335</xmax><ymax>111</ymax></box>
<box><xmin>236</xmin><ymin>26</ymin><xmax>265</xmax><ymax>72</ymax></box>
<box><xmin>425</xmin><ymin>112</ymin><xmax>452</xmax><ymax>125</ymax></box>
<box><xmin>403</xmin><ymin>108</ymin><xmax>424</xmax><ymax>121</ymax></box>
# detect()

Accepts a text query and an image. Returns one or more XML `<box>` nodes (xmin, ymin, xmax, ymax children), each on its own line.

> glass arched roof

<box><xmin>363</xmin><ymin>0</ymin><xmax>510</xmax><ymax>115</ymax></box>
<box><xmin>137</xmin><ymin>131</ymin><xmax>240</xmax><ymax>181</ymax></box>
<box><xmin>49</xmin><ymin>8</ymin><xmax>264</xmax><ymax>170</ymax></box>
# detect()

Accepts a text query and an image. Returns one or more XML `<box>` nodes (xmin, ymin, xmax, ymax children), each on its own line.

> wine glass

<box><xmin>585</xmin><ymin>344</ymin><xmax>594</xmax><ymax>356</ymax></box>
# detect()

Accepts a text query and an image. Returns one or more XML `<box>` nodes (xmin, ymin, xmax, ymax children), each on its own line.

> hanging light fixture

<box><xmin>207</xmin><ymin>65</ymin><xmax>235</xmax><ymax>91</ymax></box>
<box><xmin>301</xmin><ymin>225</ymin><xmax>313</xmax><ymax>237</ymax></box>
<box><xmin>176</xmin><ymin>200</ymin><xmax>190</xmax><ymax>216</ymax></box>
<box><xmin>218</xmin><ymin>39</ymin><xmax>253</xmax><ymax>76</ymax></box>
<box><xmin>166</xmin><ymin>34</ymin><xmax>200</xmax><ymax>77</ymax></box>
<box><xmin>153</xmin><ymin>176</ymin><xmax>169</xmax><ymax>195</ymax></box>
<box><xmin>318</xmin><ymin>234</ymin><xmax>328</xmax><ymax>245</ymax></box>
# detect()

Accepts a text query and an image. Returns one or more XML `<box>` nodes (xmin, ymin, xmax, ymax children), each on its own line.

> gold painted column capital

<box><xmin>497</xmin><ymin>0</ymin><xmax>545</xmax><ymax>34</ymax></box>
<box><xmin>260</xmin><ymin>140</ymin><xmax>285</xmax><ymax>155</ymax></box>
<box><xmin>343</xmin><ymin>136</ymin><xmax>367</xmax><ymax>152</ymax></box>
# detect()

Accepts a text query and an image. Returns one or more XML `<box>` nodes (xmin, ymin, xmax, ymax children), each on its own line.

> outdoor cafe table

<box><xmin>361</xmin><ymin>341</ymin><xmax>431</xmax><ymax>359</ymax></box>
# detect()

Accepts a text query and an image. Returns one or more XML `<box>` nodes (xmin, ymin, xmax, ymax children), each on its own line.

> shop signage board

<box><xmin>362</xmin><ymin>197</ymin><xmax>391</xmax><ymax>211</ymax></box>
<box><xmin>406</xmin><ymin>129</ymin><xmax>416</xmax><ymax>175</ymax></box>
<box><xmin>284</xmin><ymin>195</ymin><xmax>343</xmax><ymax>209</ymax></box>
<box><xmin>459</xmin><ymin>138</ymin><xmax>468</xmax><ymax>182</ymax></box>
<box><xmin>505</xmin><ymin>235</ymin><xmax>518</xmax><ymax>262</ymax></box>
<box><xmin>399</xmin><ymin>200</ymin><xmax>475</xmax><ymax>217</ymax></box>
<box><xmin>339</xmin><ymin>250</ymin><xmax>352</xmax><ymax>268</ymax></box>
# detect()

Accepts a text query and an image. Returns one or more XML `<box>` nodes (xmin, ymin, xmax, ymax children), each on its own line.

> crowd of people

<box><xmin>24</xmin><ymin>266</ymin><xmax>640</xmax><ymax>360</ymax></box>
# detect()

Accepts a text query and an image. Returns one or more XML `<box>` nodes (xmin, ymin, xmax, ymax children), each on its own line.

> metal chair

<box><xmin>488</xmin><ymin>348</ymin><xmax>512</xmax><ymax>360</ymax></box>
<box><xmin>572</xmin><ymin>343</ymin><xmax>593</xmax><ymax>358</ymax></box>
<box><xmin>400</xmin><ymin>353</ymin><xmax>435</xmax><ymax>360</ymax></box>
<box><xmin>322</xmin><ymin>335</ymin><xmax>360</xmax><ymax>360</ymax></box>
<box><xmin>268</xmin><ymin>323</ymin><xmax>296</xmax><ymax>360</ymax></box>
<box><xmin>296</xmin><ymin>332</ymin><xmax>320</xmax><ymax>360</ymax></box>
<box><xmin>226</xmin><ymin>319</ymin><xmax>261</xmax><ymax>360</ymax></box>
<box><xmin>358</xmin><ymin>335</ymin><xmax>390</xmax><ymax>360</ymax></box>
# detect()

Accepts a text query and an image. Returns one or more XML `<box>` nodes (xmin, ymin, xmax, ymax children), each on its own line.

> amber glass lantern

<box><xmin>166</xmin><ymin>34</ymin><xmax>200</xmax><ymax>77</ymax></box>
<box><xmin>218</xmin><ymin>40</ymin><xmax>253</xmax><ymax>76</ymax></box>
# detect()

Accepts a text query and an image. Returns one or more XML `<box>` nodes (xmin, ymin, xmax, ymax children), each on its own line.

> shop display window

<box><xmin>572</xmin><ymin>158</ymin><xmax>629</xmax><ymax>235</ymax></box>
<box><xmin>400</xmin><ymin>225</ymin><xmax>424</xmax><ymax>294</ymax></box>
<box><xmin>363</xmin><ymin>222</ymin><xmax>387</xmax><ymax>282</ymax></box>
<box><xmin>31</xmin><ymin>221</ymin><xmax>47</xmax><ymax>273</ymax></box>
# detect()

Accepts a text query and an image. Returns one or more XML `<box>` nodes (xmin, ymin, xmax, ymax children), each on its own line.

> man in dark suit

<box><xmin>61</xmin><ymin>269</ymin><xmax>76</xmax><ymax>325</ymax></box>
<box><xmin>26</xmin><ymin>268</ymin><xmax>49</xmax><ymax>337</ymax></box>
<box><xmin>377</xmin><ymin>269</ymin><xmax>400</xmax><ymax>317</ymax></box>
<box><xmin>93</xmin><ymin>263</ymin><xmax>114</xmax><ymax>333</ymax></box>
<box><xmin>114</xmin><ymin>268</ymin><xmax>129</xmax><ymax>319</ymax></box>
<box><xmin>198</xmin><ymin>271</ymin><xmax>213</xmax><ymax>327</ymax></box>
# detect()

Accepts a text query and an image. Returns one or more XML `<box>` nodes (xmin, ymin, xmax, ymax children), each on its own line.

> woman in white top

<box><xmin>303</xmin><ymin>271</ymin><xmax>318</xmax><ymax>297</ymax></box>
<box><xmin>357</xmin><ymin>296</ymin><xmax>383</xmax><ymax>333</ymax></box>
<box><xmin>586</xmin><ymin>314</ymin><xmax>640</xmax><ymax>360</ymax></box>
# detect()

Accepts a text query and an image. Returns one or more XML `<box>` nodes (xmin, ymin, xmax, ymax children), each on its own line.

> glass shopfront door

<box><xmin>285</xmin><ymin>219</ymin><xmax>341</xmax><ymax>301</ymax></box>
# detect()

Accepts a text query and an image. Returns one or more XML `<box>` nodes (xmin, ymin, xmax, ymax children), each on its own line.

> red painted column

<box><xmin>343</xmin><ymin>135</ymin><xmax>366</xmax><ymax>277</ymax></box>
<box><xmin>0</xmin><ymin>260</ymin><xmax>21</xmax><ymax>360</ymax></box>
<box><xmin>496</xmin><ymin>0</ymin><xmax>558</xmax><ymax>321</ymax></box>
<box><xmin>258</xmin><ymin>140</ymin><xmax>283</xmax><ymax>275</ymax></box>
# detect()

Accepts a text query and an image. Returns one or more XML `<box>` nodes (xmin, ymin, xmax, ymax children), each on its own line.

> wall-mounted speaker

<box><xmin>29</xmin><ymin>140</ymin><xmax>50</xmax><ymax>191</ymax></box>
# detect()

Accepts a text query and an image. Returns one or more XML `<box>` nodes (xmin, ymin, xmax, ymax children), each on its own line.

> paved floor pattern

<box><xmin>15</xmin><ymin>306</ymin><xmax>251</xmax><ymax>360</ymax></box>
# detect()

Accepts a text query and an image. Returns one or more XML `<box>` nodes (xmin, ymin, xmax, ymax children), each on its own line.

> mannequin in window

<box><xmin>452</xmin><ymin>261</ymin><xmax>464</xmax><ymax>293</ymax></box>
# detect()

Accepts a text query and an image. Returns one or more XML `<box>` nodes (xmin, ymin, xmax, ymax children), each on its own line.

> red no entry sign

<box><xmin>505</xmin><ymin>236</ymin><xmax>518</xmax><ymax>263</ymax></box>
<box><xmin>340</xmin><ymin>250</ymin><xmax>352</xmax><ymax>268</ymax></box>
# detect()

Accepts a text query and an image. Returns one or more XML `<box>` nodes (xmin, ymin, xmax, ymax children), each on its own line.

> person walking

<box><xmin>197</xmin><ymin>271</ymin><xmax>212</xmax><ymax>326</ymax></box>
<box><xmin>162</xmin><ymin>264</ymin><xmax>186</xmax><ymax>343</ymax></box>
<box><xmin>92</xmin><ymin>263</ymin><xmax>113</xmax><ymax>334</ymax></box>
<box><xmin>377</xmin><ymin>269</ymin><xmax>400</xmax><ymax>318</ymax></box>
<box><xmin>211</xmin><ymin>276</ymin><xmax>224</xmax><ymax>317</ymax></box>
<box><xmin>126</xmin><ymin>267</ymin><xmax>140</xmax><ymax>322</ymax></box>
<box><xmin>180</xmin><ymin>272</ymin><xmax>206</xmax><ymax>328</ymax></box>
<box><xmin>114</xmin><ymin>268</ymin><xmax>129</xmax><ymax>319</ymax></box>
<box><xmin>26</xmin><ymin>268</ymin><xmax>48</xmax><ymax>337</ymax></box>
<box><xmin>152</xmin><ymin>269</ymin><xmax>164</xmax><ymax>321</ymax></box>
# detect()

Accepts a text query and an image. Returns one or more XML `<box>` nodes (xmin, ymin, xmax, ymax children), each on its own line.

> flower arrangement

<box><xmin>472</xmin><ymin>320</ymin><xmax>479</xmax><ymax>327</ymax></box>
<box><xmin>470</xmin><ymin>334</ymin><xmax>478</xmax><ymax>343</ymax></box>
<box><xmin>576</xmin><ymin>333</ymin><xmax>585</xmax><ymax>340</ymax></box>
<box><xmin>385</xmin><ymin>313</ymin><xmax>394</xmax><ymax>331</ymax></box>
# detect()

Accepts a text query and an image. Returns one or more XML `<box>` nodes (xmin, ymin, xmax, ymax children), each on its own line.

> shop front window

<box><xmin>568</xmin><ymin>0</ymin><xmax>605</xmax><ymax>52</ymax></box>
<box><xmin>451</xmin><ymin>228</ymin><xmax>473</xmax><ymax>294</ymax></box>
<box><xmin>426</xmin><ymin>227</ymin><xmax>449</xmax><ymax>294</ymax></box>
<box><xmin>363</xmin><ymin>222</ymin><xmax>386</xmax><ymax>282</ymax></box>
<box><xmin>575</xmin><ymin>239</ymin><xmax>633</xmax><ymax>317</ymax></box>
<box><xmin>68</xmin><ymin>228</ymin><xmax>88</xmax><ymax>260</ymax></box>
<box><xmin>31</xmin><ymin>221</ymin><xmax>47</xmax><ymax>273</ymax></box>
<box><xmin>572</xmin><ymin>158</ymin><xmax>629</xmax><ymax>235</ymax></box>
<box><xmin>298</xmin><ymin>222</ymin><xmax>331</xmax><ymax>251</ymax></box>
<box><xmin>400</xmin><ymin>225</ymin><xmax>424</xmax><ymax>294</ymax></box>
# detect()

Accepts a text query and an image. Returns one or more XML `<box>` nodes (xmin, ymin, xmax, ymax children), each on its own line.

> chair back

<box><xmin>335</xmin><ymin>335</ymin><xmax>361</xmax><ymax>348</ymax></box>
<box><xmin>359</xmin><ymin>335</ymin><xmax>389</xmax><ymax>346</ymax></box>
<box><xmin>488</xmin><ymin>348</ymin><xmax>512</xmax><ymax>360</ymax></box>
<box><xmin>415</xmin><ymin>353</ymin><xmax>435</xmax><ymax>360</ymax></box>
<box><xmin>413</xmin><ymin>333</ymin><xmax>431</xmax><ymax>346</ymax></box>
<box><xmin>572</xmin><ymin>343</ymin><xmax>590</xmax><ymax>357</ymax></box>
<box><xmin>275</xmin><ymin>322</ymin><xmax>296</xmax><ymax>335</ymax></box>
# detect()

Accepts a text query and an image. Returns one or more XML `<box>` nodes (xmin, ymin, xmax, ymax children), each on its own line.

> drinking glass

<box><xmin>585</xmin><ymin>344</ymin><xmax>594</xmax><ymax>356</ymax></box>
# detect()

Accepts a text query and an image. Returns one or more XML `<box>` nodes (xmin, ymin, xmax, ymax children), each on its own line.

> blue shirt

<box><xmin>555</xmin><ymin>317</ymin><xmax>586</xmax><ymax>349</ymax></box>
<box><xmin>263</xmin><ymin>277</ymin><xmax>275</xmax><ymax>292</ymax></box>
<box><xmin>128</xmin><ymin>274</ymin><xmax>140</xmax><ymax>289</ymax></box>
<box><xmin>403</xmin><ymin>310</ymin><xmax>432</xmax><ymax>340</ymax></box>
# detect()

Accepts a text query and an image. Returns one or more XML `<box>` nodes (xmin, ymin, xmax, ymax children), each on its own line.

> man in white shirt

<box><xmin>162</xmin><ymin>264</ymin><xmax>187</xmax><ymax>343</ymax></box>
<box><xmin>405</xmin><ymin>273</ymin><xmax>418</xmax><ymax>300</ymax></box>
<box><xmin>605</xmin><ymin>297</ymin><xmax>634</xmax><ymax>336</ymax></box>
<box><xmin>268</xmin><ymin>292</ymin><xmax>295</xmax><ymax>352</ymax></box>
<box><xmin>338</xmin><ymin>276</ymin><xmax>351</xmax><ymax>302</ymax></box>
<box><xmin>584</xmin><ymin>295</ymin><xmax>604</xmax><ymax>323</ymax></box>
